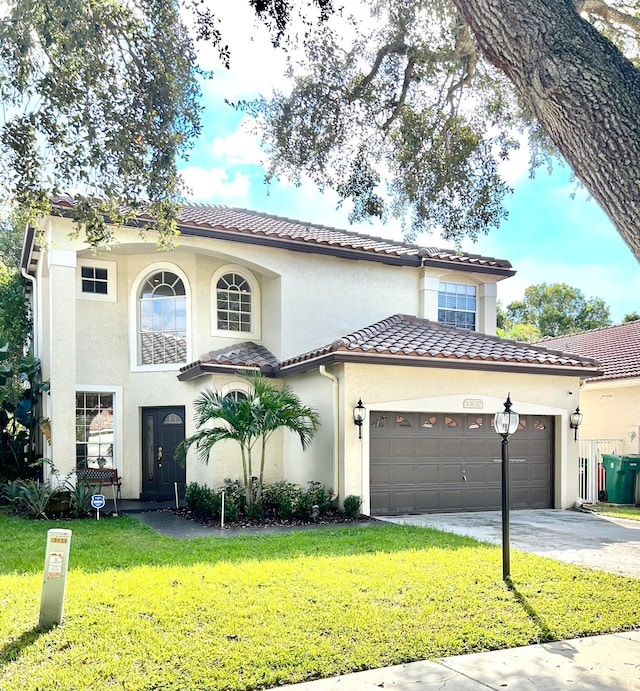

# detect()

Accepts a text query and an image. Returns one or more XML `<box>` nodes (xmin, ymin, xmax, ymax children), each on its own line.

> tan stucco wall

<box><xmin>577</xmin><ymin>379</ymin><xmax>640</xmax><ymax>454</ymax></box>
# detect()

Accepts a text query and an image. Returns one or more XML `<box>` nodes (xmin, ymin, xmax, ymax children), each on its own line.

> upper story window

<box><xmin>77</xmin><ymin>258</ymin><xmax>117</xmax><ymax>302</ymax></box>
<box><xmin>138</xmin><ymin>270</ymin><xmax>187</xmax><ymax>365</ymax></box>
<box><xmin>81</xmin><ymin>266</ymin><xmax>108</xmax><ymax>294</ymax></box>
<box><xmin>217</xmin><ymin>272</ymin><xmax>252</xmax><ymax>332</ymax></box>
<box><xmin>211</xmin><ymin>265</ymin><xmax>261</xmax><ymax>339</ymax></box>
<box><xmin>438</xmin><ymin>282</ymin><xmax>476</xmax><ymax>330</ymax></box>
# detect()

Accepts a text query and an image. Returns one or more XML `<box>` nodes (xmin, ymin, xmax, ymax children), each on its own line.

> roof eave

<box><xmin>177</xmin><ymin>362</ymin><xmax>275</xmax><ymax>381</ymax></box>
<box><xmin>420</xmin><ymin>257</ymin><xmax>515</xmax><ymax>277</ymax></box>
<box><xmin>177</xmin><ymin>223</ymin><xmax>422</xmax><ymax>267</ymax></box>
<box><xmin>278</xmin><ymin>350</ymin><xmax>604</xmax><ymax>378</ymax></box>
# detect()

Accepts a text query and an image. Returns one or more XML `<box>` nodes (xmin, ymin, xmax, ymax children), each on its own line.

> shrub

<box><xmin>245</xmin><ymin>500</ymin><xmax>263</xmax><ymax>521</ymax></box>
<box><xmin>343</xmin><ymin>495</ymin><xmax>362</xmax><ymax>519</ymax></box>
<box><xmin>262</xmin><ymin>481</ymin><xmax>301</xmax><ymax>520</ymax></box>
<box><xmin>185</xmin><ymin>482</ymin><xmax>220</xmax><ymax>520</ymax></box>
<box><xmin>305</xmin><ymin>481</ymin><xmax>334</xmax><ymax>515</ymax></box>
<box><xmin>220</xmin><ymin>479</ymin><xmax>247</xmax><ymax>516</ymax></box>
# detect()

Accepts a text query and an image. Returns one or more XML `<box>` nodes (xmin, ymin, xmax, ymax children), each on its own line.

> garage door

<box><xmin>370</xmin><ymin>411</ymin><xmax>554</xmax><ymax>515</ymax></box>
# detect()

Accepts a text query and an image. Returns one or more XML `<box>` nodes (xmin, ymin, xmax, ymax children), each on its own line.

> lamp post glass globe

<box><xmin>494</xmin><ymin>394</ymin><xmax>520</xmax><ymax>438</ymax></box>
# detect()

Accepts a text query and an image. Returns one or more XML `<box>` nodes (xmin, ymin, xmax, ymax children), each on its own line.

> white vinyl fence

<box><xmin>578</xmin><ymin>438</ymin><xmax>622</xmax><ymax>503</ymax></box>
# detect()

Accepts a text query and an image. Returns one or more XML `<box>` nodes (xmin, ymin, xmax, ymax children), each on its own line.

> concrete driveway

<box><xmin>380</xmin><ymin>509</ymin><xmax>640</xmax><ymax>578</ymax></box>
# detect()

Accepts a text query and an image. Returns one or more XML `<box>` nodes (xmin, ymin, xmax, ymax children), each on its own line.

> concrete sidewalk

<box><xmin>272</xmin><ymin>630</ymin><xmax>640</xmax><ymax>690</ymax></box>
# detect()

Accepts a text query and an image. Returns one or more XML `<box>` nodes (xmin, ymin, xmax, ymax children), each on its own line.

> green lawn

<box><xmin>593</xmin><ymin>504</ymin><xmax>640</xmax><ymax>521</ymax></box>
<box><xmin>1</xmin><ymin>515</ymin><xmax>640</xmax><ymax>691</ymax></box>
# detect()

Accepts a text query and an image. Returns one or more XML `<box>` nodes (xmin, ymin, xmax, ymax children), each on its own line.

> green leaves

<box><xmin>505</xmin><ymin>282</ymin><xmax>612</xmax><ymax>338</ymax></box>
<box><xmin>0</xmin><ymin>0</ymin><xmax>202</xmax><ymax>249</ymax></box>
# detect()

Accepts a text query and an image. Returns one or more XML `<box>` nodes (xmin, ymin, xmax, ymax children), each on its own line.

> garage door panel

<box><xmin>417</xmin><ymin>464</ymin><xmax>441</xmax><ymax>483</ymax></box>
<box><xmin>414</xmin><ymin>490</ymin><xmax>441</xmax><ymax>512</ymax></box>
<box><xmin>416</xmin><ymin>439</ymin><xmax>442</xmax><ymax>458</ymax></box>
<box><xmin>370</xmin><ymin>464</ymin><xmax>391</xmax><ymax>485</ymax></box>
<box><xmin>391</xmin><ymin>463</ymin><xmax>416</xmax><ymax>484</ymax></box>
<box><xmin>371</xmin><ymin>411</ymin><xmax>553</xmax><ymax>515</ymax></box>
<box><xmin>441</xmin><ymin>463</ymin><xmax>464</xmax><ymax>483</ymax></box>
<box><xmin>392</xmin><ymin>438</ymin><xmax>417</xmax><ymax>458</ymax></box>
<box><xmin>439</xmin><ymin>489</ymin><xmax>464</xmax><ymax>511</ymax></box>
<box><xmin>388</xmin><ymin>492</ymin><xmax>417</xmax><ymax>514</ymax></box>
<box><xmin>370</xmin><ymin>492</ymin><xmax>390</xmax><ymax>514</ymax></box>
<box><xmin>370</xmin><ymin>438</ymin><xmax>391</xmax><ymax>459</ymax></box>
<box><xmin>464</xmin><ymin>438</ymin><xmax>493</xmax><ymax>457</ymax></box>
<box><xmin>441</xmin><ymin>438</ymin><xmax>465</xmax><ymax>457</ymax></box>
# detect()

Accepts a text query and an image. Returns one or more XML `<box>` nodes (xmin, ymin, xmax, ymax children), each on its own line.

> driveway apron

<box><xmin>380</xmin><ymin>509</ymin><xmax>640</xmax><ymax>578</ymax></box>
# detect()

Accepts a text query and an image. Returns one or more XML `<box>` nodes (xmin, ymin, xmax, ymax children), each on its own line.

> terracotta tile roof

<box><xmin>179</xmin><ymin>342</ymin><xmax>279</xmax><ymax>380</ymax></box>
<box><xmin>538</xmin><ymin>320</ymin><xmax>640</xmax><ymax>382</ymax></box>
<box><xmin>280</xmin><ymin>315</ymin><xmax>602</xmax><ymax>375</ymax></box>
<box><xmin>50</xmin><ymin>196</ymin><xmax>513</xmax><ymax>274</ymax></box>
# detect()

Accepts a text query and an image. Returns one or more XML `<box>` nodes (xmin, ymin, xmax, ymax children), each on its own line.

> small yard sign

<box><xmin>91</xmin><ymin>494</ymin><xmax>106</xmax><ymax>520</ymax></box>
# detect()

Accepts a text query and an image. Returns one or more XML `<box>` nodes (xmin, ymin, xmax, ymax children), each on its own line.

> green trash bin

<box><xmin>602</xmin><ymin>454</ymin><xmax>640</xmax><ymax>504</ymax></box>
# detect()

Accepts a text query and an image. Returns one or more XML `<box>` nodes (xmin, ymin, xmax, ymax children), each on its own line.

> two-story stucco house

<box><xmin>20</xmin><ymin>197</ymin><xmax>601</xmax><ymax>515</ymax></box>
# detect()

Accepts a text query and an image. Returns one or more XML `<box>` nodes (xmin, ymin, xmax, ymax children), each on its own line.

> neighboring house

<box><xmin>540</xmin><ymin>321</ymin><xmax>640</xmax><ymax>455</ymax></box>
<box><xmin>21</xmin><ymin>198</ymin><xmax>601</xmax><ymax>515</ymax></box>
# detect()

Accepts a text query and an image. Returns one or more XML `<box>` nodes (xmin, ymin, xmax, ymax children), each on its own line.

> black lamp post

<box><xmin>353</xmin><ymin>399</ymin><xmax>366</xmax><ymax>439</ymax></box>
<box><xmin>494</xmin><ymin>394</ymin><xmax>519</xmax><ymax>581</ymax></box>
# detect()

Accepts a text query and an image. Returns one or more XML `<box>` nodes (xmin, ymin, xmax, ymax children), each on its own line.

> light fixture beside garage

<box><xmin>570</xmin><ymin>407</ymin><xmax>583</xmax><ymax>441</ymax></box>
<box><xmin>353</xmin><ymin>399</ymin><xmax>366</xmax><ymax>439</ymax></box>
<box><xmin>494</xmin><ymin>394</ymin><xmax>519</xmax><ymax>582</ymax></box>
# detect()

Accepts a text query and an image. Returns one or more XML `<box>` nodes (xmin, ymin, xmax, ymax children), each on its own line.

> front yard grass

<box><xmin>1</xmin><ymin>515</ymin><xmax>639</xmax><ymax>691</ymax></box>
<box><xmin>593</xmin><ymin>504</ymin><xmax>640</xmax><ymax>521</ymax></box>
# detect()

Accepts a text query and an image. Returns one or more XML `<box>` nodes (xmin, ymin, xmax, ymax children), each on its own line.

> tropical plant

<box><xmin>0</xmin><ymin>347</ymin><xmax>49</xmax><ymax>481</ymax></box>
<box><xmin>67</xmin><ymin>479</ymin><xmax>95</xmax><ymax>518</ymax></box>
<box><xmin>177</xmin><ymin>373</ymin><xmax>320</xmax><ymax>506</ymax></box>
<box><xmin>15</xmin><ymin>479</ymin><xmax>56</xmax><ymax>519</ymax></box>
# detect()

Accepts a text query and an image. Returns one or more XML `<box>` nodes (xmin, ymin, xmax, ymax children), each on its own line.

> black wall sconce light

<box><xmin>570</xmin><ymin>407</ymin><xmax>583</xmax><ymax>441</ymax></box>
<box><xmin>353</xmin><ymin>398</ymin><xmax>366</xmax><ymax>439</ymax></box>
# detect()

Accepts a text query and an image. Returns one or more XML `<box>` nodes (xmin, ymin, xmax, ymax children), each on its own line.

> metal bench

<box><xmin>76</xmin><ymin>467</ymin><xmax>122</xmax><ymax>500</ymax></box>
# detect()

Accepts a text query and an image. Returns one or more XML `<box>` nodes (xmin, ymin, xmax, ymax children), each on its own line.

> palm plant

<box><xmin>177</xmin><ymin>373</ymin><xmax>319</xmax><ymax>507</ymax></box>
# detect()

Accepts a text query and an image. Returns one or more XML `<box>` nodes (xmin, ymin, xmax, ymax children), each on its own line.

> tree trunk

<box><xmin>453</xmin><ymin>0</ymin><xmax>640</xmax><ymax>261</ymax></box>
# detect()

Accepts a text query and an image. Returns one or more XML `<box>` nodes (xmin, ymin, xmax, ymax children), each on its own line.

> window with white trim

<box><xmin>438</xmin><ymin>282</ymin><xmax>476</xmax><ymax>330</ymax></box>
<box><xmin>138</xmin><ymin>270</ymin><xmax>187</xmax><ymax>365</ymax></box>
<box><xmin>216</xmin><ymin>272</ymin><xmax>252</xmax><ymax>333</ymax></box>
<box><xmin>77</xmin><ymin>258</ymin><xmax>117</xmax><ymax>302</ymax></box>
<box><xmin>76</xmin><ymin>392</ymin><xmax>115</xmax><ymax>469</ymax></box>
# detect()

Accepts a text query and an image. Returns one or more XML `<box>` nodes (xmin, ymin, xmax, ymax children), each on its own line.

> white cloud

<box><xmin>179</xmin><ymin>167</ymin><xmax>251</xmax><ymax>203</ymax></box>
<box><xmin>211</xmin><ymin>118</ymin><xmax>265</xmax><ymax>166</ymax></box>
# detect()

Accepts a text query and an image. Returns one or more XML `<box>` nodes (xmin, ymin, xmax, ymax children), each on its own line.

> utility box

<box><xmin>602</xmin><ymin>454</ymin><xmax>640</xmax><ymax>504</ymax></box>
<box><xmin>39</xmin><ymin>529</ymin><xmax>72</xmax><ymax>629</ymax></box>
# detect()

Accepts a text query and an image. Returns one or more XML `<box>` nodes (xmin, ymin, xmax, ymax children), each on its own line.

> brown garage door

<box><xmin>370</xmin><ymin>411</ymin><xmax>554</xmax><ymax>515</ymax></box>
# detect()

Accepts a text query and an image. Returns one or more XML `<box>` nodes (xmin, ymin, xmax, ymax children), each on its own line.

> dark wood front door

<box><xmin>141</xmin><ymin>406</ymin><xmax>186</xmax><ymax>501</ymax></box>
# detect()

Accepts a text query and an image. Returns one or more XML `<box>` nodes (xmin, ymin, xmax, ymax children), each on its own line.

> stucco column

<box><xmin>478</xmin><ymin>282</ymin><xmax>497</xmax><ymax>335</ymax></box>
<box><xmin>419</xmin><ymin>274</ymin><xmax>440</xmax><ymax>321</ymax></box>
<box><xmin>48</xmin><ymin>249</ymin><xmax>77</xmax><ymax>480</ymax></box>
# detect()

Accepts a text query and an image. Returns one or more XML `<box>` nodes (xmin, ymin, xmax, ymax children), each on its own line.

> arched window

<box><xmin>216</xmin><ymin>272</ymin><xmax>252</xmax><ymax>333</ymax></box>
<box><xmin>138</xmin><ymin>270</ymin><xmax>187</xmax><ymax>365</ymax></box>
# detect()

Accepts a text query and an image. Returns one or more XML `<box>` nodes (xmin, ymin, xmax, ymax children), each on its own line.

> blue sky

<box><xmin>177</xmin><ymin>5</ymin><xmax>639</xmax><ymax>323</ymax></box>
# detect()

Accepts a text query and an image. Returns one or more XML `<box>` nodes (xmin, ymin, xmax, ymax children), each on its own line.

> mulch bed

<box><xmin>171</xmin><ymin>507</ymin><xmax>373</xmax><ymax>530</ymax></box>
